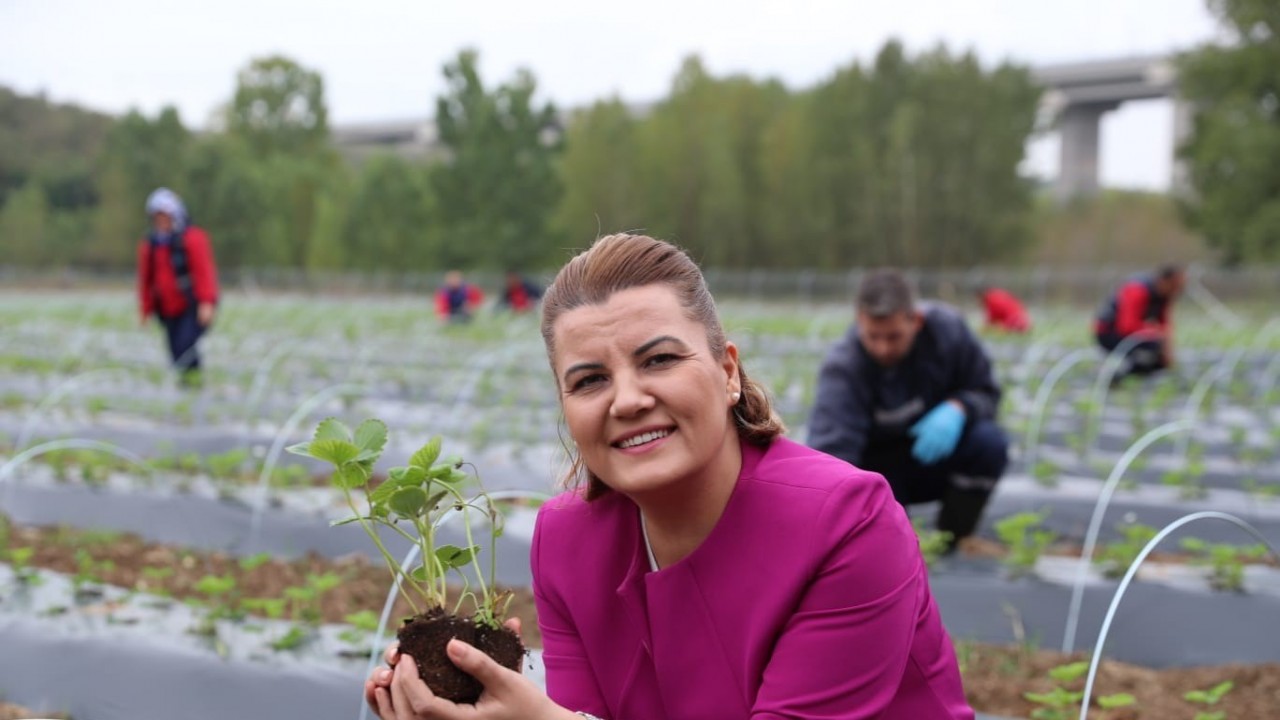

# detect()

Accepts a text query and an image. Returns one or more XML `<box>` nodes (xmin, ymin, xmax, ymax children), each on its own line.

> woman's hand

<box><xmin>370</xmin><ymin>640</ymin><xmax>572</xmax><ymax>720</ymax></box>
<box><xmin>365</xmin><ymin>617</ymin><xmax>574</xmax><ymax>720</ymax></box>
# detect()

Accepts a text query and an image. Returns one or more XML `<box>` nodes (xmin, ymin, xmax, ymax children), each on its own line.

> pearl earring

<box><xmin>731</xmin><ymin>391</ymin><xmax>741</xmax><ymax>403</ymax></box>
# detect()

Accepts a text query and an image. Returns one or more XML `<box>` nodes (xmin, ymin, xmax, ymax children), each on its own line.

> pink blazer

<box><xmin>532</xmin><ymin>437</ymin><xmax>973</xmax><ymax>719</ymax></box>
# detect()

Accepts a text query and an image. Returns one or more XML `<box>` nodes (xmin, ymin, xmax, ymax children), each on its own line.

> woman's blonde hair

<box><xmin>540</xmin><ymin>233</ymin><xmax>785</xmax><ymax>500</ymax></box>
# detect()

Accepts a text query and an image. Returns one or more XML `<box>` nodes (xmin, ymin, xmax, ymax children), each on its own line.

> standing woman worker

<box><xmin>368</xmin><ymin>234</ymin><xmax>973</xmax><ymax>719</ymax></box>
<box><xmin>136</xmin><ymin>187</ymin><xmax>219</xmax><ymax>381</ymax></box>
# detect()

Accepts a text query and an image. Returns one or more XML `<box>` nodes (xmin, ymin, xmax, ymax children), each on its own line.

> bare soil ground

<box><xmin>4</xmin><ymin>520</ymin><xmax>1279</xmax><ymax>717</ymax></box>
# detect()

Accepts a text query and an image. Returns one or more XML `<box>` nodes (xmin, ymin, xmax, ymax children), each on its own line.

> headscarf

<box><xmin>145</xmin><ymin>187</ymin><xmax>188</xmax><ymax>241</ymax></box>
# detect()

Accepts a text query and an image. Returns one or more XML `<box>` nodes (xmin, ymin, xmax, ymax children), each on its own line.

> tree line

<box><xmin>0</xmin><ymin>42</ymin><xmax>1041</xmax><ymax>272</ymax></box>
<box><xmin>2</xmin><ymin>2</ymin><xmax>1271</xmax><ymax>272</ymax></box>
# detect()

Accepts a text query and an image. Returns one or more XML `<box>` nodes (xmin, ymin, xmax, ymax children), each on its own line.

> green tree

<box><xmin>343</xmin><ymin>154</ymin><xmax>435</xmax><ymax>271</ymax></box>
<box><xmin>432</xmin><ymin>49</ymin><xmax>562</xmax><ymax>270</ymax></box>
<box><xmin>182</xmin><ymin>135</ymin><xmax>269</xmax><ymax>268</ymax></box>
<box><xmin>227</xmin><ymin>55</ymin><xmax>330</xmax><ymax>158</ymax></box>
<box><xmin>634</xmin><ymin>57</ymin><xmax>790</xmax><ymax>267</ymax></box>
<box><xmin>1178</xmin><ymin>0</ymin><xmax>1280</xmax><ymax>264</ymax></box>
<box><xmin>0</xmin><ymin>182</ymin><xmax>51</xmax><ymax>265</ymax></box>
<box><xmin>92</xmin><ymin>106</ymin><xmax>192</xmax><ymax>267</ymax></box>
<box><xmin>554</xmin><ymin>98</ymin><xmax>646</xmax><ymax>244</ymax></box>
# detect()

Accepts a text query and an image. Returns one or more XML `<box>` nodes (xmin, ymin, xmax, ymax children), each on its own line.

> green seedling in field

<box><xmin>338</xmin><ymin>609</ymin><xmax>382</xmax><ymax>649</ymax></box>
<box><xmin>1024</xmin><ymin>661</ymin><xmax>1135</xmax><ymax>719</ymax></box>
<box><xmin>283</xmin><ymin>571</ymin><xmax>342</xmax><ymax>624</ymax></box>
<box><xmin>238</xmin><ymin>552</ymin><xmax>272</xmax><ymax>572</ymax></box>
<box><xmin>1227</xmin><ymin>426</ymin><xmax>1246</xmax><ymax>451</ymax></box>
<box><xmin>1180</xmin><ymin>538</ymin><xmax>1268</xmax><ymax>592</ymax></box>
<box><xmin>1033</xmin><ymin>459</ymin><xmax>1060</xmax><ymax>487</ymax></box>
<box><xmin>137</xmin><ymin>566</ymin><xmax>174</xmax><ymax>596</ymax></box>
<box><xmin>1162</xmin><ymin>468</ymin><xmax>1207</xmax><ymax>501</ymax></box>
<box><xmin>206</xmin><ymin>448</ymin><xmax>251</xmax><ymax>480</ymax></box>
<box><xmin>1242</xmin><ymin>477</ymin><xmax>1279</xmax><ymax>500</ymax></box>
<box><xmin>287</xmin><ymin>418</ymin><xmax>513</xmax><ymax>629</ymax></box>
<box><xmin>241</xmin><ymin>597</ymin><xmax>288</xmax><ymax>620</ymax></box>
<box><xmin>1096</xmin><ymin>523</ymin><xmax>1158</xmax><ymax>579</ymax></box>
<box><xmin>1185</xmin><ymin>679</ymin><xmax>1233</xmax><ymax>719</ymax></box>
<box><xmin>995</xmin><ymin>511</ymin><xmax>1056</xmax><ymax>578</ymax></box>
<box><xmin>270</xmin><ymin>624</ymin><xmax>312</xmax><ymax>651</ymax></box>
<box><xmin>5</xmin><ymin>547</ymin><xmax>41</xmax><ymax>585</ymax></box>
<box><xmin>911</xmin><ymin>517</ymin><xmax>953</xmax><ymax>568</ymax></box>
<box><xmin>190</xmin><ymin>574</ymin><xmax>243</xmax><ymax>637</ymax></box>
<box><xmin>71</xmin><ymin>549</ymin><xmax>110</xmax><ymax>598</ymax></box>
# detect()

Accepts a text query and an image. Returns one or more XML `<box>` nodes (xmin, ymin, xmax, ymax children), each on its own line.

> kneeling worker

<box><xmin>807</xmin><ymin>269</ymin><xmax>1009</xmax><ymax>551</ymax></box>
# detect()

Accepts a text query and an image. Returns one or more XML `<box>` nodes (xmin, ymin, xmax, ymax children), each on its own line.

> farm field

<box><xmin>1</xmin><ymin>288</ymin><xmax>1278</xmax><ymax>719</ymax></box>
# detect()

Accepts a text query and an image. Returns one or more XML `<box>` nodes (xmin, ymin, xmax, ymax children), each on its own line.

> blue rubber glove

<box><xmin>909</xmin><ymin>401</ymin><xmax>966</xmax><ymax>465</ymax></box>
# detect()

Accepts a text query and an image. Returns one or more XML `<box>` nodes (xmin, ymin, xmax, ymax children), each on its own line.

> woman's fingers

<box><xmin>370</xmin><ymin>665</ymin><xmax>394</xmax><ymax>689</ymax></box>
<box><xmin>384</xmin><ymin>642</ymin><xmax>401</xmax><ymax>667</ymax></box>
<box><xmin>446</xmin><ymin>639</ymin><xmax>511</xmax><ymax>690</ymax></box>
<box><xmin>503</xmin><ymin>616</ymin><xmax>522</xmax><ymax>639</ymax></box>
<box><xmin>372</xmin><ymin>685</ymin><xmax>397</xmax><ymax>720</ymax></box>
<box><xmin>391</xmin><ymin>654</ymin><xmax>455</xmax><ymax>719</ymax></box>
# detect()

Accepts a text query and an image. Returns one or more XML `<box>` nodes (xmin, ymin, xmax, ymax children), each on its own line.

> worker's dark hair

<box><xmin>1157</xmin><ymin>264</ymin><xmax>1185</xmax><ymax>280</ymax></box>
<box><xmin>856</xmin><ymin>269</ymin><xmax>917</xmax><ymax>318</ymax></box>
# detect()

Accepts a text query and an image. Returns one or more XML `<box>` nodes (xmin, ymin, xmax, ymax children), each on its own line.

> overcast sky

<box><xmin>1</xmin><ymin>0</ymin><xmax>1222</xmax><ymax>189</ymax></box>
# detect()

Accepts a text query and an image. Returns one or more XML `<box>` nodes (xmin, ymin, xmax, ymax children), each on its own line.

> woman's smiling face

<box><xmin>551</xmin><ymin>284</ymin><xmax>740</xmax><ymax>500</ymax></box>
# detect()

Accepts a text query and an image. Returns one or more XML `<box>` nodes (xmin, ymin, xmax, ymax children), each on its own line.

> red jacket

<box><xmin>1094</xmin><ymin>276</ymin><xmax>1170</xmax><ymax>338</ymax></box>
<box><xmin>435</xmin><ymin>284</ymin><xmax>484</xmax><ymax>319</ymax></box>
<box><xmin>981</xmin><ymin>288</ymin><xmax>1030</xmax><ymax>333</ymax></box>
<box><xmin>137</xmin><ymin>226</ymin><xmax>219</xmax><ymax>320</ymax></box>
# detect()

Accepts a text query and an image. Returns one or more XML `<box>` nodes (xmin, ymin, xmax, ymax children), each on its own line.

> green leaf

<box><xmin>1048</xmin><ymin>661</ymin><xmax>1089</xmax><ymax>682</ymax></box>
<box><xmin>369</xmin><ymin>479</ymin><xmax>399</xmax><ymax>505</ymax></box>
<box><xmin>239</xmin><ymin>552</ymin><xmax>272</xmax><ymax>571</ymax></box>
<box><xmin>1209</xmin><ymin>680</ymin><xmax>1234</xmax><ymax>700</ymax></box>
<box><xmin>344</xmin><ymin>610</ymin><xmax>380</xmax><ymax>632</ymax></box>
<box><xmin>409</xmin><ymin>565</ymin><xmax>431</xmax><ymax>582</ymax></box>
<box><xmin>354</xmin><ymin>419</ymin><xmax>388</xmax><ymax>454</ymax></box>
<box><xmin>194</xmin><ymin>574</ymin><xmax>236</xmax><ymax>596</ymax></box>
<box><xmin>1097</xmin><ymin>693</ymin><xmax>1135</xmax><ymax>709</ymax></box>
<box><xmin>394</xmin><ymin>466</ymin><xmax>428</xmax><ymax>487</ymax></box>
<box><xmin>423</xmin><ymin>489</ymin><xmax>448</xmax><ymax>514</ymax></box>
<box><xmin>442</xmin><ymin>468</ymin><xmax>470</xmax><ymax>485</ymax></box>
<box><xmin>307</xmin><ymin>439</ymin><xmax>361</xmax><ymax>467</ymax></box>
<box><xmin>314</xmin><ymin>418</ymin><xmax>352</xmax><ymax>443</ymax></box>
<box><xmin>388</xmin><ymin>487</ymin><xmax>427</xmax><ymax>517</ymax></box>
<box><xmin>285</xmin><ymin>441</ymin><xmax>312</xmax><ymax>458</ymax></box>
<box><xmin>435</xmin><ymin>544</ymin><xmax>478</xmax><ymax>570</ymax></box>
<box><xmin>409</xmin><ymin>437</ymin><xmax>443</xmax><ymax>470</ymax></box>
<box><xmin>334</xmin><ymin>462</ymin><xmax>369</xmax><ymax>490</ymax></box>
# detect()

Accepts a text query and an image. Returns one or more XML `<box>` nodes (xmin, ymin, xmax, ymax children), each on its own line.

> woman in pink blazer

<box><xmin>368</xmin><ymin>234</ymin><xmax>973</xmax><ymax>719</ymax></box>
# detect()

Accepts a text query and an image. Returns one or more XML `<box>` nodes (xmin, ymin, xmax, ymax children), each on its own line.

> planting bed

<box><xmin>2</xmin><ymin>290</ymin><xmax>1279</xmax><ymax>719</ymax></box>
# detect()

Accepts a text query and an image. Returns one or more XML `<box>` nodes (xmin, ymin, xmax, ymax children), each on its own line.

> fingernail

<box><xmin>376</xmin><ymin>668</ymin><xmax>392</xmax><ymax>683</ymax></box>
<box><xmin>447</xmin><ymin>638</ymin><xmax>471</xmax><ymax>659</ymax></box>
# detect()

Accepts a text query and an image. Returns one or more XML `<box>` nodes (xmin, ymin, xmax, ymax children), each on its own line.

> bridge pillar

<box><xmin>1056</xmin><ymin>101</ymin><xmax>1118</xmax><ymax>202</ymax></box>
<box><xmin>1171</xmin><ymin>97</ymin><xmax>1194</xmax><ymax>197</ymax></box>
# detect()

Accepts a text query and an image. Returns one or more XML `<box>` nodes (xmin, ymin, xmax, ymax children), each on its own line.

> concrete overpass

<box><xmin>332</xmin><ymin>54</ymin><xmax>1185</xmax><ymax>201</ymax></box>
<box><xmin>1031</xmin><ymin>54</ymin><xmax>1183</xmax><ymax>200</ymax></box>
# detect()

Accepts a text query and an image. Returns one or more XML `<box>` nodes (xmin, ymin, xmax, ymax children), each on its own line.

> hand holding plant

<box><xmin>287</xmin><ymin>417</ymin><xmax>524</xmax><ymax>703</ymax></box>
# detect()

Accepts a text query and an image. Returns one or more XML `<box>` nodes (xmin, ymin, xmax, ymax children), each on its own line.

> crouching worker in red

<box><xmin>136</xmin><ymin>188</ymin><xmax>219</xmax><ymax>382</ymax></box>
<box><xmin>977</xmin><ymin>284</ymin><xmax>1030</xmax><ymax>333</ymax></box>
<box><xmin>1093</xmin><ymin>265</ymin><xmax>1185</xmax><ymax>383</ymax></box>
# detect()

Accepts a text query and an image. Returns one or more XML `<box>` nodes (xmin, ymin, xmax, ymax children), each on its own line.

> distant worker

<box><xmin>1093</xmin><ymin>265</ymin><xmax>1186</xmax><ymax>381</ymax></box>
<box><xmin>435</xmin><ymin>270</ymin><xmax>484</xmax><ymax>323</ymax></box>
<box><xmin>497</xmin><ymin>270</ymin><xmax>543</xmax><ymax>313</ymax></box>
<box><xmin>136</xmin><ymin>187</ymin><xmax>219</xmax><ymax>383</ymax></box>
<box><xmin>807</xmin><ymin>269</ymin><xmax>1008</xmax><ymax>552</ymax></box>
<box><xmin>977</xmin><ymin>285</ymin><xmax>1030</xmax><ymax>333</ymax></box>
